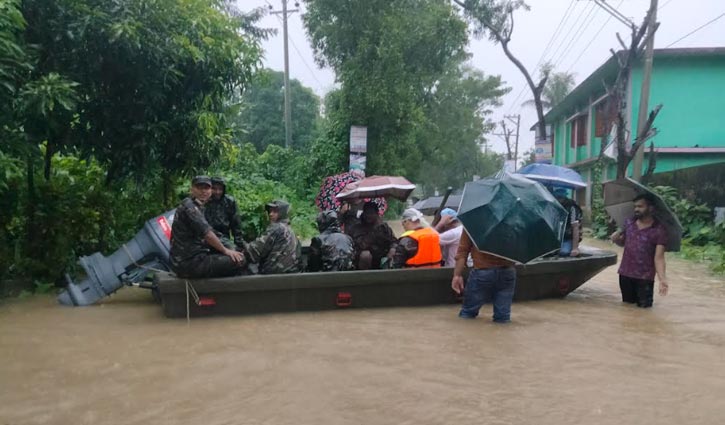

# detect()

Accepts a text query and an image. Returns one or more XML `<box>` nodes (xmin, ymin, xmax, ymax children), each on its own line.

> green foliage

<box><xmin>20</xmin><ymin>0</ymin><xmax>263</xmax><ymax>183</ymax></box>
<box><xmin>1</xmin><ymin>152</ymin><xmax>162</xmax><ymax>281</ymax></box>
<box><xmin>235</xmin><ymin>69</ymin><xmax>321</xmax><ymax>151</ymax></box>
<box><xmin>522</xmin><ymin>62</ymin><xmax>576</xmax><ymax>110</ymax></box>
<box><xmin>416</xmin><ymin>64</ymin><xmax>508</xmax><ymax>193</ymax></box>
<box><xmin>304</xmin><ymin>0</ymin><xmax>472</xmax><ymax>181</ymax></box>
<box><xmin>650</xmin><ymin>185</ymin><xmax>723</xmax><ymax>274</ymax></box>
<box><xmin>210</xmin><ymin>142</ymin><xmax>339</xmax><ymax>240</ymax></box>
<box><xmin>650</xmin><ymin>185</ymin><xmax>718</xmax><ymax>246</ymax></box>
<box><xmin>590</xmin><ymin>160</ymin><xmax>609</xmax><ymax>239</ymax></box>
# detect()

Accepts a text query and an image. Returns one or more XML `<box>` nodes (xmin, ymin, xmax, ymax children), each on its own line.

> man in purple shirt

<box><xmin>610</xmin><ymin>193</ymin><xmax>669</xmax><ymax>308</ymax></box>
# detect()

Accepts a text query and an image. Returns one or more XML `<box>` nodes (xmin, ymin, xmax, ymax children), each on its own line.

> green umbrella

<box><xmin>458</xmin><ymin>173</ymin><xmax>568</xmax><ymax>263</ymax></box>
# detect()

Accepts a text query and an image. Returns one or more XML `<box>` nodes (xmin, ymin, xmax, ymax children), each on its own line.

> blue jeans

<box><xmin>459</xmin><ymin>267</ymin><xmax>516</xmax><ymax>322</ymax></box>
<box><xmin>559</xmin><ymin>239</ymin><xmax>572</xmax><ymax>256</ymax></box>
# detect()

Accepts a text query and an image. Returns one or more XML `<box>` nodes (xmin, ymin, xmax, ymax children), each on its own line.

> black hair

<box><xmin>633</xmin><ymin>193</ymin><xmax>656</xmax><ymax>207</ymax></box>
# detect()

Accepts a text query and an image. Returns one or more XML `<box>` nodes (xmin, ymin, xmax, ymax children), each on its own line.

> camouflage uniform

<box><xmin>170</xmin><ymin>197</ymin><xmax>245</xmax><ymax>278</ymax></box>
<box><xmin>242</xmin><ymin>200</ymin><xmax>301</xmax><ymax>274</ymax></box>
<box><xmin>308</xmin><ymin>211</ymin><xmax>354</xmax><ymax>272</ymax></box>
<box><xmin>205</xmin><ymin>178</ymin><xmax>244</xmax><ymax>249</ymax></box>
<box><xmin>346</xmin><ymin>219</ymin><xmax>397</xmax><ymax>269</ymax></box>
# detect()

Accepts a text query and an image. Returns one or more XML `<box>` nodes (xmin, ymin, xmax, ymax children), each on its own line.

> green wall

<box><xmin>553</xmin><ymin>54</ymin><xmax>725</xmax><ymax>173</ymax></box>
<box><xmin>630</xmin><ymin>56</ymin><xmax>725</xmax><ymax>149</ymax></box>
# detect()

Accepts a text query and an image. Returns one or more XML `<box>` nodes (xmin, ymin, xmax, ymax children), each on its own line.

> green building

<box><xmin>537</xmin><ymin>47</ymin><xmax>725</xmax><ymax>217</ymax></box>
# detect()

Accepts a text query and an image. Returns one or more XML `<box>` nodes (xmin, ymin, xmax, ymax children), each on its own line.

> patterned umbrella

<box><xmin>336</xmin><ymin>176</ymin><xmax>416</xmax><ymax>202</ymax></box>
<box><xmin>315</xmin><ymin>172</ymin><xmax>387</xmax><ymax>214</ymax></box>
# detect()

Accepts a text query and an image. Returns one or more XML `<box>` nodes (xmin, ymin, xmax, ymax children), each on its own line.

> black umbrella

<box><xmin>412</xmin><ymin>195</ymin><xmax>462</xmax><ymax>215</ymax></box>
<box><xmin>603</xmin><ymin>178</ymin><xmax>683</xmax><ymax>252</ymax></box>
<box><xmin>458</xmin><ymin>173</ymin><xmax>568</xmax><ymax>263</ymax></box>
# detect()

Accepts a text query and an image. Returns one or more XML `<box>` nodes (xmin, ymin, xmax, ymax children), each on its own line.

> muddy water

<box><xmin>2</xmin><ymin>240</ymin><xmax>725</xmax><ymax>425</ymax></box>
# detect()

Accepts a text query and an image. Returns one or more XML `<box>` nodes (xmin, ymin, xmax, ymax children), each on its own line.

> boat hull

<box><xmin>156</xmin><ymin>247</ymin><xmax>617</xmax><ymax>318</ymax></box>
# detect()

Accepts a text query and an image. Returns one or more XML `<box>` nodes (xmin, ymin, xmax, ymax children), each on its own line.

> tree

<box><xmin>303</xmin><ymin>0</ymin><xmax>469</xmax><ymax>178</ymax></box>
<box><xmin>522</xmin><ymin>62</ymin><xmax>575</xmax><ymax>110</ymax></box>
<box><xmin>454</xmin><ymin>0</ymin><xmax>549</xmax><ymax>142</ymax></box>
<box><xmin>519</xmin><ymin>147</ymin><xmax>535</xmax><ymax>168</ymax></box>
<box><xmin>21</xmin><ymin>0</ymin><xmax>263</xmax><ymax>201</ymax></box>
<box><xmin>417</xmin><ymin>64</ymin><xmax>509</xmax><ymax>192</ymax></box>
<box><xmin>235</xmin><ymin>69</ymin><xmax>321</xmax><ymax>151</ymax></box>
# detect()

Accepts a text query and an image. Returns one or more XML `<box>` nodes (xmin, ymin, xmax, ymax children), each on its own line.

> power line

<box><xmin>545</xmin><ymin>1</ymin><xmax>594</xmax><ymax>70</ymax></box>
<box><xmin>552</xmin><ymin>2</ymin><xmax>600</xmax><ymax>69</ymax></box>
<box><xmin>659</xmin><ymin>0</ymin><xmax>675</xmax><ymax>11</ymax></box>
<box><xmin>288</xmin><ymin>32</ymin><xmax>325</xmax><ymax>89</ymax></box>
<box><xmin>269</xmin><ymin>13</ymin><xmax>325</xmax><ymax>91</ymax></box>
<box><xmin>565</xmin><ymin>0</ymin><xmax>624</xmax><ymax>73</ymax></box>
<box><xmin>665</xmin><ymin>12</ymin><xmax>725</xmax><ymax>48</ymax></box>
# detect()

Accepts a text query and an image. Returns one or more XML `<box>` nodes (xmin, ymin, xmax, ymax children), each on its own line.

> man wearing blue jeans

<box><xmin>451</xmin><ymin>231</ymin><xmax>517</xmax><ymax>323</ymax></box>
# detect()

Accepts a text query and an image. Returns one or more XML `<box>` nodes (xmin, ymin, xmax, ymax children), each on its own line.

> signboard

<box><xmin>503</xmin><ymin>159</ymin><xmax>516</xmax><ymax>173</ymax></box>
<box><xmin>349</xmin><ymin>125</ymin><xmax>367</xmax><ymax>172</ymax></box>
<box><xmin>350</xmin><ymin>126</ymin><xmax>367</xmax><ymax>153</ymax></box>
<box><xmin>534</xmin><ymin>138</ymin><xmax>552</xmax><ymax>163</ymax></box>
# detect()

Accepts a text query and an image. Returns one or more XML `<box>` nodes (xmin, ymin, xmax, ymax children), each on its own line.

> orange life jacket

<box><xmin>402</xmin><ymin>227</ymin><xmax>442</xmax><ymax>268</ymax></box>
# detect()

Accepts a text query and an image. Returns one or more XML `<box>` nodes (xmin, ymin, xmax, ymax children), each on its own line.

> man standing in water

<box><xmin>169</xmin><ymin>176</ymin><xmax>245</xmax><ymax>278</ymax></box>
<box><xmin>611</xmin><ymin>193</ymin><xmax>669</xmax><ymax>308</ymax></box>
<box><xmin>451</xmin><ymin>231</ymin><xmax>516</xmax><ymax>323</ymax></box>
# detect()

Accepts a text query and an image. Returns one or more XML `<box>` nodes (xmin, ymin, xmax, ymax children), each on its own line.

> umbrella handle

<box><xmin>432</xmin><ymin>187</ymin><xmax>453</xmax><ymax>227</ymax></box>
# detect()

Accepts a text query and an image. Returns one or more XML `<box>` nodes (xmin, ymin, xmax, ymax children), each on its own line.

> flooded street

<box><xmin>2</xmin><ymin>239</ymin><xmax>725</xmax><ymax>425</ymax></box>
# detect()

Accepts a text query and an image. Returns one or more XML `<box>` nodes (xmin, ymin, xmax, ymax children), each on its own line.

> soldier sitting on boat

<box><xmin>308</xmin><ymin>210</ymin><xmax>355</xmax><ymax>272</ymax></box>
<box><xmin>392</xmin><ymin>208</ymin><xmax>443</xmax><ymax>268</ymax></box>
<box><xmin>169</xmin><ymin>176</ymin><xmax>246</xmax><ymax>278</ymax></box>
<box><xmin>204</xmin><ymin>176</ymin><xmax>245</xmax><ymax>250</ymax></box>
<box><xmin>345</xmin><ymin>201</ymin><xmax>398</xmax><ymax>270</ymax></box>
<box><xmin>241</xmin><ymin>200</ymin><xmax>302</xmax><ymax>274</ymax></box>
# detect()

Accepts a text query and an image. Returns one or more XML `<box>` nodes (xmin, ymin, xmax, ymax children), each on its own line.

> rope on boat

<box><xmin>121</xmin><ymin>244</ymin><xmax>168</xmax><ymax>274</ymax></box>
<box><xmin>185</xmin><ymin>279</ymin><xmax>201</xmax><ymax>324</ymax></box>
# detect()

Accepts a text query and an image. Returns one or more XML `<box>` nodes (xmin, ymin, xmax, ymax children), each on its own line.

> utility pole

<box><xmin>588</xmin><ymin>0</ymin><xmax>658</xmax><ymax>180</ymax></box>
<box><xmin>632</xmin><ymin>0</ymin><xmax>658</xmax><ymax>180</ymax></box>
<box><xmin>269</xmin><ymin>1</ymin><xmax>299</xmax><ymax>149</ymax></box>
<box><xmin>505</xmin><ymin>114</ymin><xmax>521</xmax><ymax>171</ymax></box>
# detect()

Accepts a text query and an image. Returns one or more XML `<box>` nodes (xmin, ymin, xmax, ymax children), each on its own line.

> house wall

<box><xmin>553</xmin><ymin>54</ymin><xmax>725</xmax><ymax>175</ymax></box>
<box><xmin>630</xmin><ymin>55</ymin><xmax>725</xmax><ymax>150</ymax></box>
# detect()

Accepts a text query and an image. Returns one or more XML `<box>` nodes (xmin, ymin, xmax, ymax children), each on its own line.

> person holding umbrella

<box><xmin>610</xmin><ymin>193</ymin><xmax>669</xmax><ymax>308</ymax></box>
<box><xmin>452</xmin><ymin>173</ymin><xmax>569</xmax><ymax>323</ymax></box>
<box><xmin>451</xmin><ymin>231</ymin><xmax>516</xmax><ymax>323</ymax></box>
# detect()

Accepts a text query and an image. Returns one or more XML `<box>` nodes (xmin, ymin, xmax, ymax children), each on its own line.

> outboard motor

<box><xmin>58</xmin><ymin>210</ymin><xmax>176</xmax><ymax>306</ymax></box>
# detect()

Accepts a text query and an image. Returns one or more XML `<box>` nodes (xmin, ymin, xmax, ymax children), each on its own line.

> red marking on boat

<box><xmin>336</xmin><ymin>292</ymin><xmax>352</xmax><ymax>307</ymax></box>
<box><xmin>198</xmin><ymin>296</ymin><xmax>216</xmax><ymax>307</ymax></box>
<box><xmin>157</xmin><ymin>216</ymin><xmax>172</xmax><ymax>240</ymax></box>
<box><xmin>558</xmin><ymin>278</ymin><xmax>570</xmax><ymax>295</ymax></box>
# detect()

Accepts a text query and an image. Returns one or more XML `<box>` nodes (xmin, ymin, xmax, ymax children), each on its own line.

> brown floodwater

<box><xmin>1</xmin><ymin>239</ymin><xmax>725</xmax><ymax>425</ymax></box>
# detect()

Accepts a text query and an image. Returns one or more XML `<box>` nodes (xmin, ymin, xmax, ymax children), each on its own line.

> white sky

<box><xmin>240</xmin><ymin>0</ymin><xmax>725</xmax><ymax>159</ymax></box>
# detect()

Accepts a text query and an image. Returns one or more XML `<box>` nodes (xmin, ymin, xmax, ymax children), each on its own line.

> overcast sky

<box><xmin>241</xmin><ymin>0</ymin><xmax>725</xmax><ymax>158</ymax></box>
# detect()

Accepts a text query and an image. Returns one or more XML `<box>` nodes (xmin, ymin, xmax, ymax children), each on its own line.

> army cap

<box><xmin>192</xmin><ymin>175</ymin><xmax>212</xmax><ymax>187</ymax></box>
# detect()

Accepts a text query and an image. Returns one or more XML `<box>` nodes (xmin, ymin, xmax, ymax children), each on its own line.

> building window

<box><xmin>595</xmin><ymin>99</ymin><xmax>617</xmax><ymax>137</ymax></box>
<box><xmin>570</xmin><ymin>115</ymin><xmax>588</xmax><ymax>148</ymax></box>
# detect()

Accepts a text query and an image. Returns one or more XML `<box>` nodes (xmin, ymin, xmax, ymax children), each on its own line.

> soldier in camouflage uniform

<box><xmin>242</xmin><ymin>200</ymin><xmax>301</xmax><ymax>274</ymax></box>
<box><xmin>204</xmin><ymin>176</ymin><xmax>244</xmax><ymax>250</ymax></box>
<box><xmin>308</xmin><ymin>210</ymin><xmax>354</xmax><ymax>272</ymax></box>
<box><xmin>169</xmin><ymin>176</ymin><xmax>246</xmax><ymax>278</ymax></box>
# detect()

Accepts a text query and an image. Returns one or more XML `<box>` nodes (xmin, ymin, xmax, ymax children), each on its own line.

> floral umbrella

<box><xmin>315</xmin><ymin>172</ymin><xmax>387</xmax><ymax>214</ymax></box>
